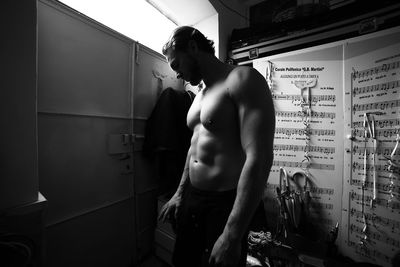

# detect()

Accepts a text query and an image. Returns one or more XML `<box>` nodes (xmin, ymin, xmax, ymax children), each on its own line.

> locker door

<box><xmin>38</xmin><ymin>0</ymin><xmax>136</xmax><ymax>266</ymax></box>
<box><xmin>132</xmin><ymin>43</ymin><xmax>184</xmax><ymax>259</ymax></box>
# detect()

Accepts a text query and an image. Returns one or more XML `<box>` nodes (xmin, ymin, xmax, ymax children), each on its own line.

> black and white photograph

<box><xmin>2</xmin><ymin>0</ymin><xmax>400</xmax><ymax>266</ymax></box>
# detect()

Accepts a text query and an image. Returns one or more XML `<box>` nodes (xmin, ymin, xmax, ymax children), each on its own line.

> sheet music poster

<box><xmin>253</xmin><ymin>26</ymin><xmax>400</xmax><ymax>266</ymax></box>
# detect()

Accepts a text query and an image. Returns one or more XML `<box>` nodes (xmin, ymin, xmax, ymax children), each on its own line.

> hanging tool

<box><xmin>280</xmin><ymin>168</ymin><xmax>295</xmax><ymax>231</ymax></box>
<box><xmin>278</xmin><ymin>168</ymin><xmax>300</xmax><ymax>233</ymax></box>
<box><xmin>294</xmin><ymin>79</ymin><xmax>317</xmax><ymax>109</ymax></box>
<box><xmin>360</xmin><ymin>213</ymin><xmax>369</xmax><ymax>247</ymax></box>
<box><xmin>277</xmin><ymin>168</ymin><xmax>290</xmax><ymax>239</ymax></box>
<box><xmin>278</xmin><ymin>168</ymin><xmax>309</xmax><ymax>231</ymax></box>
<box><xmin>369</xmin><ymin>114</ymin><xmax>377</xmax><ymax>208</ymax></box>
<box><xmin>388</xmin><ymin>134</ymin><xmax>400</xmax><ymax>203</ymax></box>
<box><xmin>292</xmin><ymin>171</ymin><xmax>310</xmax><ymax>227</ymax></box>
<box><xmin>360</xmin><ymin>113</ymin><xmax>370</xmax><ymax>246</ymax></box>
<box><xmin>326</xmin><ymin>222</ymin><xmax>339</xmax><ymax>257</ymax></box>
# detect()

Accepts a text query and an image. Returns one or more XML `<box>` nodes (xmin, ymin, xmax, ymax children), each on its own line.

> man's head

<box><xmin>162</xmin><ymin>27</ymin><xmax>215</xmax><ymax>86</ymax></box>
<box><xmin>162</xmin><ymin>26</ymin><xmax>215</xmax><ymax>56</ymax></box>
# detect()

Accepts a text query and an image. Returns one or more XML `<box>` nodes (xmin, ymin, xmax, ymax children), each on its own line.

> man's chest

<box><xmin>187</xmin><ymin>88</ymin><xmax>237</xmax><ymax>130</ymax></box>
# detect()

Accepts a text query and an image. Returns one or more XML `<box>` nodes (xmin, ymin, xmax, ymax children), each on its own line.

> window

<box><xmin>59</xmin><ymin>0</ymin><xmax>177</xmax><ymax>53</ymax></box>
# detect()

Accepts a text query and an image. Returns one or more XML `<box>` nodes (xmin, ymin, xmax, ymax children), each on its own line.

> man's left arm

<box><xmin>210</xmin><ymin>67</ymin><xmax>275</xmax><ymax>265</ymax></box>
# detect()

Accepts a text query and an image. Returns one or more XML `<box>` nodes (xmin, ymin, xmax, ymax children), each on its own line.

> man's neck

<box><xmin>199</xmin><ymin>54</ymin><xmax>234</xmax><ymax>88</ymax></box>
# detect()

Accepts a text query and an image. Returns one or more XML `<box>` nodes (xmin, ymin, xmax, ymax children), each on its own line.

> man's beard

<box><xmin>187</xmin><ymin>56</ymin><xmax>202</xmax><ymax>86</ymax></box>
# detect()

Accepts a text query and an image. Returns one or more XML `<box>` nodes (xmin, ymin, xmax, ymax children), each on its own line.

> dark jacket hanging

<box><xmin>143</xmin><ymin>87</ymin><xmax>195</xmax><ymax>193</ymax></box>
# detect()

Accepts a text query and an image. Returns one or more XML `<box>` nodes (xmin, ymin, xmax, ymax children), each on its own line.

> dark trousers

<box><xmin>172</xmin><ymin>183</ymin><xmax>248</xmax><ymax>267</ymax></box>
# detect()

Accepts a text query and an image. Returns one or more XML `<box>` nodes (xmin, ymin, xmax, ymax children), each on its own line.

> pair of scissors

<box><xmin>363</xmin><ymin>113</ymin><xmax>377</xmax><ymax>208</ymax></box>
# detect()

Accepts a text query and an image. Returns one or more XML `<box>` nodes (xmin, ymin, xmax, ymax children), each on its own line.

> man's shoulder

<box><xmin>227</xmin><ymin>66</ymin><xmax>268</xmax><ymax>93</ymax></box>
<box><xmin>229</xmin><ymin>65</ymin><xmax>252</xmax><ymax>77</ymax></box>
<box><xmin>228</xmin><ymin>66</ymin><xmax>265</xmax><ymax>85</ymax></box>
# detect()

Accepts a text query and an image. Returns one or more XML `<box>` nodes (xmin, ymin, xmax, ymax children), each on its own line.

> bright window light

<box><xmin>59</xmin><ymin>0</ymin><xmax>177</xmax><ymax>53</ymax></box>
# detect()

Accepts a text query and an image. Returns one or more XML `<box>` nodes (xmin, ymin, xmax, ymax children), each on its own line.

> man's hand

<box><xmin>209</xmin><ymin>232</ymin><xmax>241</xmax><ymax>267</ymax></box>
<box><xmin>158</xmin><ymin>194</ymin><xmax>183</xmax><ymax>229</ymax></box>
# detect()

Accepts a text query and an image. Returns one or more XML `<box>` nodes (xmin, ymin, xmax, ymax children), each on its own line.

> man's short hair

<box><xmin>162</xmin><ymin>26</ymin><xmax>215</xmax><ymax>55</ymax></box>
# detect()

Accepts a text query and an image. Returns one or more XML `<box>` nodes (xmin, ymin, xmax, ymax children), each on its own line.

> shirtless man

<box><xmin>158</xmin><ymin>26</ymin><xmax>275</xmax><ymax>267</ymax></box>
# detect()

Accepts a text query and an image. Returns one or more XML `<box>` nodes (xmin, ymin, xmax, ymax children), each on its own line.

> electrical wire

<box><xmin>216</xmin><ymin>0</ymin><xmax>249</xmax><ymax>21</ymax></box>
<box><xmin>0</xmin><ymin>233</ymin><xmax>34</xmax><ymax>266</ymax></box>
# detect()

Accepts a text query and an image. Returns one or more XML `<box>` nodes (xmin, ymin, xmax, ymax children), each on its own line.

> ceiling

<box><xmin>146</xmin><ymin>0</ymin><xmax>216</xmax><ymax>25</ymax></box>
<box><xmin>148</xmin><ymin>0</ymin><xmax>265</xmax><ymax>25</ymax></box>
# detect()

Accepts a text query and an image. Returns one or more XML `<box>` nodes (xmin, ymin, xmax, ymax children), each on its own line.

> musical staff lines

<box><xmin>352</xmin><ymin>162</ymin><xmax>389</xmax><ymax>173</ymax></box>
<box><xmin>350</xmin><ymin>223</ymin><xmax>400</xmax><ymax>248</ymax></box>
<box><xmin>273</xmin><ymin>160</ymin><xmax>335</xmax><ymax>170</ymax></box>
<box><xmin>352</xmin><ymin>118</ymin><xmax>400</xmax><ymax>129</ymax></box>
<box><xmin>353</xmin><ymin>128</ymin><xmax>400</xmax><ymax>139</ymax></box>
<box><xmin>276</xmin><ymin>110</ymin><xmax>336</xmax><ymax>119</ymax></box>
<box><xmin>309</xmin><ymin>187</ymin><xmax>334</xmax><ymax>195</ymax></box>
<box><xmin>275</xmin><ymin>127</ymin><xmax>336</xmax><ymax>136</ymax></box>
<box><xmin>353</xmin><ymin>79</ymin><xmax>400</xmax><ymax>96</ymax></box>
<box><xmin>345</xmin><ymin>34</ymin><xmax>400</xmax><ymax>266</ymax></box>
<box><xmin>350</xmin><ymin>182</ymin><xmax>400</xmax><ymax>195</ymax></box>
<box><xmin>350</xmin><ymin>208</ymin><xmax>400</xmax><ymax>230</ymax></box>
<box><xmin>352</xmin><ymin>60</ymin><xmax>400</xmax><ymax>80</ymax></box>
<box><xmin>352</xmin><ymin>99</ymin><xmax>400</xmax><ymax>113</ymax></box>
<box><xmin>348</xmin><ymin>240</ymin><xmax>391</xmax><ymax>264</ymax></box>
<box><xmin>311</xmin><ymin>202</ymin><xmax>333</xmax><ymax>210</ymax></box>
<box><xmin>274</xmin><ymin>144</ymin><xmax>335</xmax><ymax>154</ymax></box>
<box><xmin>273</xmin><ymin>94</ymin><xmax>336</xmax><ymax>102</ymax></box>
<box><xmin>350</xmin><ymin>192</ymin><xmax>400</xmax><ymax>210</ymax></box>
<box><xmin>351</xmin><ymin>146</ymin><xmax>395</xmax><ymax>157</ymax></box>
<box><xmin>266</xmin><ymin>183</ymin><xmax>334</xmax><ymax>195</ymax></box>
<box><xmin>352</xmin><ymin>162</ymin><xmax>390</xmax><ymax>174</ymax></box>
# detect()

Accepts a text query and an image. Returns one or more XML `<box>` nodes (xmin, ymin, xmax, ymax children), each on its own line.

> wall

<box><xmin>1</xmin><ymin>1</ymin><xmax>48</xmax><ymax>266</ymax></box>
<box><xmin>209</xmin><ymin>0</ymin><xmax>248</xmax><ymax>62</ymax></box>
<box><xmin>194</xmin><ymin>13</ymin><xmax>219</xmax><ymax>59</ymax></box>
<box><xmin>1</xmin><ymin>0</ymin><xmax>38</xmax><ymax>210</ymax></box>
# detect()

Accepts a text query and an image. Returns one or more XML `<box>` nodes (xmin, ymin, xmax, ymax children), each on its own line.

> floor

<box><xmin>137</xmin><ymin>255</ymin><xmax>171</xmax><ymax>267</ymax></box>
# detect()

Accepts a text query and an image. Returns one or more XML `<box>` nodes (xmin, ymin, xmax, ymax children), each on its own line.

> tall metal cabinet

<box><xmin>37</xmin><ymin>0</ymin><xmax>181</xmax><ymax>265</ymax></box>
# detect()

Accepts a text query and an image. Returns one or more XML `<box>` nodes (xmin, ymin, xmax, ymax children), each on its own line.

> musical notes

<box><xmin>274</xmin><ymin>144</ymin><xmax>335</xmax><ymax>154</ymax></box>
<box><xmin>348</xmin><ymin>240</ymin><xmax>391</xmax><ymax>263</ymax></box>
<box><xmin>350</xmin><ymin>223</ymin><xmax>400</xmax><ymax>248</ymax></box>
<box><xmin>352</xmin><ymin>118</ymin><xmax>400</xmax><ymax>129</ymax></box>
<box><xmin>272</xmin><ymin>94</ymin><xmax>336</xmax><ymax>103</ymax></box>
<box><xmin>349</xmin><ymin>208</ymin><xmax>400</xmax><ymax>230</ymax></box>
<box><xmin>351</xmin><ymin>146</ymin><xmax>393</xmax><ymax>157</ymax></box>
<box><xmin>311</xmin><ymin>202</ymin><xmax>333</xmax><ymax>210</ymax></box>
<box><xmin>309</xmin><ymin>187</ymin><xmax>335</xmax><ymax>195</ymax></box>
<box><xmin>266</xmin><ymin>183</ymin><xmax>334</xmax><ymax>195</ymax></box>
<box><xmin>350</xmin><ymin>190</ymin><xmax>400</xmax><ymax>210</ymax></box>
<box><xmin>272</xmin><ymin>160</ymin><xmax>335</xmax><ymax>170</ymax></box>
<box><xmin>275</xmin><ymin>127</ymin><xmax>336</xmax><ymax>136</ymax></box>
<box><xmin>352</xmin><ymin>99</ymin><xmax>400</xmax><ymax>113</ymax></box>
<box><xmin>255</xmin><ymin>37</ymin><xmax>400</xmax><ymax>267</ymax></box>
<box><xmin>350</xmin><ymin>180</ymin><xmax>400</xmax><ymax>194</ymax></box>
<box><xmin>276</xmin><ymin>110</ymin><xmax>336</xmax><ymax>119</ymax></box>
<box><xmin>353</xmin><ymin>128</ymin><xmax>400</xmax><ymax>139</ymax></box>
<box><xmin>353</xmin><ymin>79</ymin><xmax>400</xmax><ymax>96</ymax></box>
<box><xmin>352</xmin><ymin>60</ymin><xmax>400</xmax><ymax>80</ymax></box>
<box><xmin>351</xmin><ymin>161</ymin><xmax>389</xmax><ymax>172</ymax></box>
<box><xmin>346</xmin><ymin>31</ymin><xmax>400</xmax><ymax>267</ymax></box>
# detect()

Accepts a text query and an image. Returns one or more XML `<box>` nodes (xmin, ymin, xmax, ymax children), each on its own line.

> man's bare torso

<box><xmin>187</xmin><ymin>69</ymin><xmax>245</xmax><ymax>191</ymax></box>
